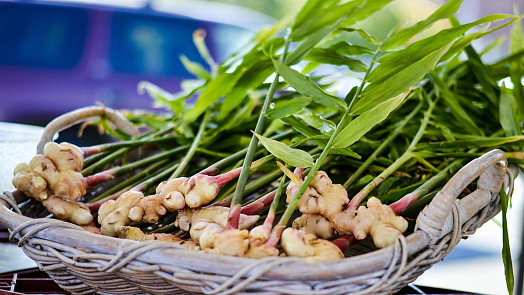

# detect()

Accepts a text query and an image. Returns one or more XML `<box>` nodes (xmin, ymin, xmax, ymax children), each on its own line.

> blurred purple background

<box><xmin>0</xmin><ymin>0</ymin><xmax>270</xmax><ymax>126</ymax></box>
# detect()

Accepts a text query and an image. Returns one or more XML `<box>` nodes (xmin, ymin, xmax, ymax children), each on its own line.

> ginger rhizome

<box><xmin>13</xmin><ymin>142</ymin><xmax>86</xmax><ymax>202</ymax></box>
<box><xmin>332</xmin><ymin>197</ymin><xmax>408</xmax><ymax>248</ymax></box>
<box><xmin>157</xmin><ymin>167</ymin><xmax>243</xmax><ymax>211</ymax></box>
<box><xmin>12</xmin><ymin>142</ymin><xmax>94</xmax><ymax>225</ymax></box>
<box><xmin>98</xmin><ymin>190</ymin><xmax>144</xmax><ymax>236</ymax></box>
<box><xmin>176</xmin><ymin>206</ymin><xmax>259</xmax><ymax>256</ymax></box>
<box><xmin>117</xmin><ymin>226</ymin><xmax>198</xmax><ymax>250</ymax></box>
<box><xmin>286</xmin><ymin>169</ymin><xmax>349</xmax><ymax>221</ymax></box>
<box><xmin>281</xmin><ymin>228</ymin><xmax>344</xmax><ymax>261</ymax></box>
<box><xmin>283</xmin><ymin>167</ymin><xmax>347</xmax><ymax>240</ymax></box>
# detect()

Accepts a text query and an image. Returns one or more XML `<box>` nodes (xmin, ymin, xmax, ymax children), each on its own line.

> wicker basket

<box><xmin>0</xmin><ymin>108</ymin><xmax>519</xmax><ymax>295</ymax></box>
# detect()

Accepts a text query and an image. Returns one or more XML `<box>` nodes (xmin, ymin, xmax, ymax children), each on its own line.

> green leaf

<box><xmin>281</xmin><ymin>116</ymin><xmax>321</xmax><ymax>138</ymax></box>
<box><xmin>291</xmin><ymin>0</ymin><xmax>364</xmax><ymax>41</ymax></box>
<box><xmin>292</xmin><ymin>0</ymin><xmax>338</xmax><ymax>32</ymax></box>
<box><xmin>381</xmin><ymin>0</ymin><xmax>464</xmax><ymax>50</ymax></box>
<box><xmin>330</xmin><ymin>147</ymin><xmax>361</xmax><ymax>159</ymax></box>
<box><xmin>294</xmin><ymin>112</ymin><xmax>336</xmax><ymax>136</ymax></box>
<box><xmin>137</xmin><ymin>81</ymin><xmax>193</xmax><ymax>114</ymax></box>
<box><xmin>500</xmin><ymin>189</ymin><xmax>514</xmax><ymax>295</ymax></box>
<box><xmin>305</xmin><ymin>48</ymin><xmax>367</xmax><ymax>72</ymax></box>
<box><xmin>368</xmin><ymin>14</ymin><xmax>515</xmax><ymax>86</ymax></box>
<box><xmin>499</xmin><ymin>88</ymin><xmax>522</xmax><ymax>137</ymax></box>
<box><xmin>285</xmin><ymin>25</ymin><xmax>337</xmax><ymax>66</ymax></box>
<box><xmin>341</xmin><ymin>0</ymin><xmax>396</xmax><ymax>27</ymax></box>
<box><xmin>333</xmin><ymin>91</ymin><xmax>408</xmax><ymax>148</ymax></box>
<box><xmin>510</xmin><ymin>14</ymin><xmax>524</xmax><ymax>118</ymax></box>
<box><xmin>440</xmin><ymin>17</ymin><xmax>520</xmax><ymax>62</ymax></box>
<box><xmin>179</xmin><ymin>55</ymin><xmax>211</xmax><ymax>80</ymax></box>
<box><xmin>253</xmin><ymin>132</ymin><xmax>314</xmax><ymax>168</ymax></box>
<box><xmin>337</xmin><ymin>28</ymin><xmax>380</xmax><ymax>44</ymax></box>
<box><xmin>353</xmin><ymin>42</ymin><xmax>453</xmax><ymax>114</ymax></box>
<box><xmin>219</xmin><ymin>59</ymin><xmax>273</xmax><ymax>119</ymax></box>
<box><xmin>415</xmin><ymin>136</ymin><xmax>524</xmax><ymax>150</ymax></box>
<box><xmin>273</xmin><ymin>59</ymin><xmax>347</xmax><ymax>110</ymax></box>
<box><xmin>266</xmin><ymin>97</ymin><xmax>312</xmax><ymax>119</ymax></box>
<box><xmin>431</xmin><ymin>73</ymin><xmax>483</xmax><ymax>135</ymax></box>
<box><xmin>464</xmin><ymin>46</ymin><xmax>500</xmax><ymax>105</ymax></box>
<box><xmin>184</xmin><ymin>69</ymin><xmax>245</xmax><ymax>122</ymax></box>
<box><xmin>329</xmin><ymin>41</ymin><xmax>374</xmax><ymax>56</ymax></box>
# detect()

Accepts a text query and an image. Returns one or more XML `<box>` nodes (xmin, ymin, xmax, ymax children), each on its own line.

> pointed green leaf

<box><xmin>253</xmin><ymin>132</ymin><xmax>314</xmax><ymax>168</ymax></box>
<box><xmin>415</xmin><ymin>136</ymin><xmax>524</xmax><ymax>150</ymax></box>
<box><xmin>137</xmin><ymin>81</ymin><xmax>195</xmax><ymax>114</ymax></box>
<box><xmin>431</xmin><ymin>73</ymin><xmax>483</xmax><ymax>135</ymax></box>
<box><xmin>219</xmin><ymin>59</ymin><xmax>273</xmax><ymax>119</ymax></box>
<box><xmin>337</xmin><ymin>28</ymin><xmax>380</xmax><ymax>44</ymax></box>
<box><xmin>273</xmin><ymin>59</ymin><xmax>347</xmax><ymax>110</ymax></box>
<box><xmin>294</xmin><ymin>112</ymin><xmax>336</xmax><ymax>135</ymax></box>
<box><xmin>500</xmin><ymin>189</ymin><xmax>514</xmax><ymax>295</ymax></box>
<box><xmin>464</xmin><ymin>46</ymin><xmax>500</xmax><ymax>105</ymax></box>
<box><xmin>341</xmin><ymin>0</ymin><xmax>396</xmax><ymax>27</ymax></box>
<box><xmin>381</xmin><ymin>0</ymin><xmax>464</xmax><ymax>50</ymax></box>
<box><xmin>179</xmin><ymin>55</ymin><xmax>211</xmax><ymax>80</ymax></box>
<box><xmin>184</xmin><ymin>69</ymin><xmax>245</xmax><ymax>122</ymax></box>
<box><xmin>368</xmin><ymin>14</ymin><xmax>515</xmax><ymax>86</ymax></box>
<box><xmin>292</xmin><ymin>0</ymin><xmax>338</xmax><ymax>32</ymax></box>
<box><xmin>333</xmin><ymin>91</ymin><xmax>408</xmax><ymax>149</ymax></box>
<box><xmin>266</xmin><ymin>97</ymin><xmax>312</xmax><ymax>119</ymax></box>
<box><xmin>330</xmin><ymin>147</ymin><xmax>361</xmax><ymax>159</ymax></box>
<box><xmin>440</xmin><ymin>17</ymin><xmax>520</xmax><ymax>62</ymax></box>
<box><xmin>353</xmin><ymin>42</ymin><xmax>453</xmax><ymax>114</ymax></box>
<box><xmin>281</xmin><ymin>116</ymin><xmax>322</xmax><ymax>138</ymax></box>
<box><xmin>329</xmin><ymin>41</ymin><xmax>374</xmax><ymax>56</ymax></box>
<box><xmin>285</xmin><ymin>25</ymin><xmax>337</xmax><ymax>66</ymax></box>
<box><xmin>305</xmin><ymin>48</ymin><xmax>367</xmax><ymax>72</ymax></box>
<box><xmin>499</xmin><ymin>88</ymin><xmax>522</xmax><ymax>137</ymax></box>
<box><xmin>510</xmin><ymin>14</ymin><xmax>524</xmax><ymax>117</ymax></box>
<box><xmin>291</xmin><ymin>0</ymin><xmax>364</xmax><ymax>41</ymax></box>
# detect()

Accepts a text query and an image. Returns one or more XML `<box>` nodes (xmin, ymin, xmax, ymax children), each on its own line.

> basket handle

<box><xmin>415</xmin><ymin>149</ymin><xmax>507</xmax><ymax>242</ymax></box>
<box><xmin>37</xmin><ymin>106</ymin><xmax>139</xmax><ymax>154</ymax></box>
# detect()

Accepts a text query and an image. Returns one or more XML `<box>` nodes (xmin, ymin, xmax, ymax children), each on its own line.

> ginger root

<box><xmin>245</xmin><ymin>212</ymin><xmax>280</xmax><ymax>259</ymax></box>
<box><xmin>128</xmin><ymin>194</ymin><xmax>166</xmax><ymax>223</ymax></box>
<box><xmin>286</xmin><ymin>170</ymin><xmax>349</xmax><ymax>221</ymax></box>
<box><xmin>285</xmin><ymin>170</ymin><xmax>348</xmax><ymax>239</ymax></box>
<box><xmin>42</xmin><ymin>195</ymin><xmax>93</xmax><ymax>225</ymax></box>
<box><xmin>157</xmin><ymin>178</ymin><xmax>187</xmax><ymax>211</ymax></box>
<box><xmin>332</xmin><ymin>197</ymin><xmax>408</xmax><ymax>248</ymax></box>
<box><xmin>117</xmin><ymin>226</ymin><xmax>198</xmax><ymax>250</ymax></box>
<box><xmin>181</xmin><ymin>206</ymin><xmax>260</xmax><ymax>257</ymax></box>
<box><xmin>13</xmin><ymin>142</ymin><xmax>87</xmax><ymax>202</ymax></box>
<box><xmin>98</xmin><ymin>191</ymin><xmax>144</xmax><ymax>236</ymax></box>
<box><xmin>281</xmin><ymin>228</ymin><xmax>343</xmax><ymax>261</ymax></box>
<box><xmin>156</xmin><ymin>175</ymin><xmax>218</xmax><ymax>210</ymax></box>
<box><xmin>157</xmin><ymin>168</ymin><xmax>242</xmax><ymax>210</ymax></box>
<box><xmin>175</xmin><ymin>206</ymin><xmax>259</xmax><ymax>232</ymax></box>
<box><xmin>189</xmin><ymin>220</ymin><xmax>250</xmax><ymax>256</ymax></box>
<box><xmin>44</xmin><ymin>142</ymin><xmax>83</xmax><ymax>172</ymax></box>
<box><xmin>12</xmin><ymin>163</ymin><xmax>48</xmax><ymax>202</ymax></box>
<box><xmin>292</xmin><ymin>213</ymin><xmax>333</xmax><ymax>240</ymax></box>
<box><xmin>12</xmin><ymin>142</ymin><xmax>91</xmax><ymax>225</ymax></box>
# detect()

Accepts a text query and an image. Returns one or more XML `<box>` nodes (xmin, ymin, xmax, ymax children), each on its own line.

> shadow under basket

<box><xmin>0</xmin><ymin>149</ymin><xmax>518</xmax><ymax>295</ymax></box>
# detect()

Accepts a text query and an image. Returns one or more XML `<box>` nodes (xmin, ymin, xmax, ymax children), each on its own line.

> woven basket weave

<box><xmin>0</xmin><ymin>108</ymin><xmax>519</xmax><ymax>295</ymax></box>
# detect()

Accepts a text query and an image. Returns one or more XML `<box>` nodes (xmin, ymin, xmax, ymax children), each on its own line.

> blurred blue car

<box><xmin>0</xmin><ymin>0</ymin><xmax>272</xmax><ymax>125</ymax></box>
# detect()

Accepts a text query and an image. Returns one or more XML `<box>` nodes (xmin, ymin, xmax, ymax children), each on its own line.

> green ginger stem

<box><xmin>170</xmin><ymin>111</ymin><xmax>210</xmax><ymax>179</ymax></box>
<box><xmin>226</xmin><ymin>32</ymin><xmax>292</xmax><ymax>229</ymax></box>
